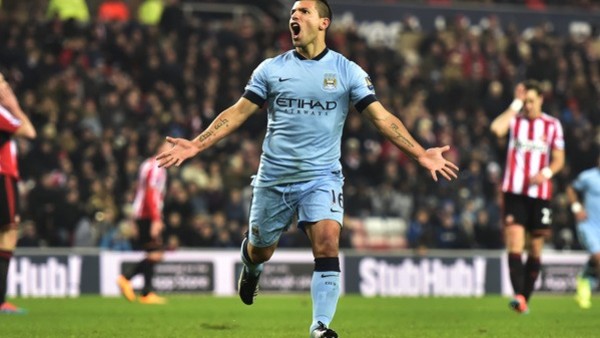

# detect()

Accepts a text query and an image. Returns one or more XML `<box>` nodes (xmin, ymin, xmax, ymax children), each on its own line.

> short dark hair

<box><xmin>316</xmin><ymin>0</ymin><xmax>332</xmax><ymax>22</ymax></box>
<box><xmin>523</xmin><ymin>79</ymin><xmax>542</xmax><ymax>96</ymax></box>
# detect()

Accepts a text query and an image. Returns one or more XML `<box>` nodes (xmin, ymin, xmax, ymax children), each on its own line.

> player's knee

<box><xmin>249</xmin><ymin>246</ymin><xmax>274</xmax><ymax>264</ymax></box>
<box><xmin>147</xmin><ymin>251</ymin><xmax>164</xmax><ymax>262</ymax></box>
<box><xmin>0</xmin><ymin>227</ymin><xmax>18</xmax><ymax>249</ymax></box>
<box><xmin>312</xmin><ymin>238</ymin><xmax>339</xmax><ymax>257</ymax></box>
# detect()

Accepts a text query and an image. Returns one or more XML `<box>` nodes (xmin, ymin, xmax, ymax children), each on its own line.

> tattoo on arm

<box><xmin>198</xmin><ymin>130</ymin><xmax>214</xmax><ymax>142</ymax></box>
<box><xmin>390</xmin><ymin>123</ymin><xmax>414</xmax><ymax>148</ymax></box>
<box><xmin>198</xmin><ymin>118</ymin><xmax>229</xmax><ymax>142</ymax></box>
<box><xmin>214</xmin><ymin>118</ymin><xmax>229</xmax><ymax>130</ymax></box>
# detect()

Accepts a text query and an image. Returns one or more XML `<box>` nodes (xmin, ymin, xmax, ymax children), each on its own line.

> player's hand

<box><xmin>574</xmin><ymin>209</ymin><xmax>588</xmax><ymax>223</ymax></box>
<box><xmin>150</xmin><ymin>220</ymin><xmax>164</xmax><ymax>240</ymax></box>
<box><xmin>417</xmin><ymin>145</ymin><xmax>459</xmax><ymax>182</ymax></box>
<box><xmin>156</xmin><ymin>136</ymin><xmax>199</xmax><ymax>168</ymax></box>
<box><xmin>529</xmin><ymin>172</ymin><xmax>549</xmax><ymax>186</ymax></box>
<box><xmin>0</xmin><ymin>74</ymin><xmax>21</xmax><ymax>112</ymax></box>
<box><xmin>514</xmin><ymin>83</ymin><xmax>526</xmax><ymax>101</ymax></box>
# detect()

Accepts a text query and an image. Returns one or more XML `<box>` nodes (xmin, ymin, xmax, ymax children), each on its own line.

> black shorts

<box><xmin>136</xmin><ymin>219</ymin><xmax>163</xmax><ymax>252</ymax></box>
<box><xmin>0</xmin><ymin>174</ymin><xmax>19</xmax><ymax>230</ymax></box>
<box><xmin>503</xmin><ymin>193</ymin><xmax>552</xmax><ymax>234</ymax></box>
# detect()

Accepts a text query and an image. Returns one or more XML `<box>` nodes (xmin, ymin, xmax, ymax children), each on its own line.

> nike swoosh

<box><xmin>330</xmin><ymin>208</ymin><xmax>342</xmax><ymax>213</ymax></box>
<box><xmin>321</xmin><ymin>274</ymin><xmax>338</xmax><ymax>278</ymax></box>
<box><xmin>278</xmin><ymin>77</ymin><xmax>291</xmax><ymax>82</ymax></box>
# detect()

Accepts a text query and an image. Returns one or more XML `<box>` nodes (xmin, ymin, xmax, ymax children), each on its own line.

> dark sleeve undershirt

<box><xmin>355</xmin><ymin>94</ymin><xmax>378</xmax><ymax>113</ymax></box>
<box><xmin>242</xmin><ymin>90</ymin><xmax>266</xmax><ymax>108</ymax></box>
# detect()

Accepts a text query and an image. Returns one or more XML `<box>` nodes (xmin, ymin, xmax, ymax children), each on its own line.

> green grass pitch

<box><xmin>1</xmin><ymin>295</ymin><xmax>597</xmax><ymax>337</ymax></box>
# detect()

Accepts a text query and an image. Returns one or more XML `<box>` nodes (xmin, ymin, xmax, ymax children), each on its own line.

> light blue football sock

<box><xmin>240</xmin><ymin>237</ymin><xmax>263</xmax><ymax>277</ymax></box>
<box><xmin>309</xmin><ymin>271</ymin><xmax>340</xmax><ymax>335</ymax></box>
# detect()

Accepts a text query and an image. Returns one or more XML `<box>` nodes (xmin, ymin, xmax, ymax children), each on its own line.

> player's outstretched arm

<box><xmin>362</xmin><ymin>101</ymin><xmax>459</xmax><ymax>181</ymax></box>
<box><xmin>416</xmin><ymin>145</ymin><xmax>459</xmax><ymax>182</ymax></box>
<box><xmin>157</xmin><ymin>97</ymin><xmax>259</xmax><ymax>168</ymax></box>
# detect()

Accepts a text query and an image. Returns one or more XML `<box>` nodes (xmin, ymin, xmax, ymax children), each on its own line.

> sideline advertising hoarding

<box><xmin>344</xmin><ymin>254</ymin><xmax>502</xmax><ymax>297</ymax></box>
<box><xmin>8</xmin><ymin>249</ymin><xmax>587</xmax><ymax>297</ymax></box>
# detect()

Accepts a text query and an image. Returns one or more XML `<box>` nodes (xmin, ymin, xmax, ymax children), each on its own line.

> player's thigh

<box><xmin>529</xmin><ymin>198</ymin><xmax>552</xmax><ymax>237</ymax></box>
<box><xmin>297</xmin><ymin>176</ymin><xmax>344</xmax><ymax>228</ymax></box>
<box><xmin>577</xmin><ymin>222</ymin><xmax>600</xmax><ymax>255</ymax></box>
<box><xmin>0</xmin><ymin>174</ymin><xmax>19</xmax><ymax>231</ymax></box>
<box><xmin>503</xmin><ymin>193</ymin><xmax>528</xmax><ymax>227</ymax></box>
<box><xmin>136</xmin><ymin>219</ymin><xmax>161</xmax><ymax>251</ymax></box>
<box><xmin>304</xmin><ymin>219</ymin><xmax>341</xmax><ymax>257</ymax></box>
<box><xmin>248</xmin><ymin>185</ymin><xmax>295</xmax><ymax>247</ymax></box>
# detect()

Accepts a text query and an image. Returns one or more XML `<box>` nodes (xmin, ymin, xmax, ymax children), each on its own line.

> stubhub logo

<box><xmin>359</xmin><ymin>257</ymin><xmax>486</xmax><ymax>297</ymax></box>
<box><xmin>8</xmin><ymin>256</ymin><xmax>82</xmax><ymax>297</ymax></box>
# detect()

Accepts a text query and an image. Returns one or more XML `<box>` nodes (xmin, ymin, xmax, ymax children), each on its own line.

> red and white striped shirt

<box><xmin>0</xmin><ymin>104</ymin><xmax>22</xmax><ymax>179</ymax></box>
<box><xmin>502</xmin><ymin>113</ymin><xmax>564</xmax><ymax>200</ymax></box>
<box><xmin>132</xmin><ymin>156</ymin><xmax>167</xmax><ymax>221</ymax></box>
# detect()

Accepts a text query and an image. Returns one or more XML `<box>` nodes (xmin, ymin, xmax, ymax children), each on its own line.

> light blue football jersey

<box><xmin>243</xmin><ymin>49</ymin><xmax>376</xmax><ymax>187</ymax></box>
<box><xmin>573</xmin><ymin>167</ymin><xmax>600</xmax><ymax>227</ymax></box>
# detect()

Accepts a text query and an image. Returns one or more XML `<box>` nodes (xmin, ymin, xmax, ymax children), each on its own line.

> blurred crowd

<box><xmin>0</xmin><ymin>0</ymin><xmax>598</xmax><ymax>252</ymax></box>
<box><xmin>377</xmin><ymin>0</ymin><xmax>599</xmax><ymax>11</ymax></box>
<box><xmin>467</xmin><ymin>0</ymin><xmax>598</xmax><ymax>10</ymax></box>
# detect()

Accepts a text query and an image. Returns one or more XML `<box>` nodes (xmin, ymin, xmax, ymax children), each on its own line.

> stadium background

<box><xmin>0</xmin><ymin>0</ymin><xmax>599</xmax><ymax>297</ymax></box>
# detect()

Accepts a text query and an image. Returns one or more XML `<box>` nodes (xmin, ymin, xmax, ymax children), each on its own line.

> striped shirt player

<box><xmin>491</xmin><ymin>79</ymin><xmax>565</xmax><ymax>315</ymax></box>
<box><xmin>155</xmin><ymin>1</ymin><xmax>458</xmax><ymax>336</ymax></box>
<box><xmin>567</xmin><ymin>155</ymin><xmax>600</xmax><ymax>309</ymax></box>
<box><xmin>0</xmin><ymin>74</ymin><xmax>36</xmax><ymax>314</ymax></box>
<box><xmin>117</xmin><ymin>143</ymin><xmax>170</xmax><ymax>305</ymax></box>
<box><xmin>132</xmin><ymin>155</ymin><xmax>167</xmax><ymax>230</ymax></box>
<box><xmin>502</xmin><ymin>113</ymin><xmax>564</xmax><ymax>200</ymax></box>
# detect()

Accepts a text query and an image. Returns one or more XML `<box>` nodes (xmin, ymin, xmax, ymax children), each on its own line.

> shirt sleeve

<box><xmin>347</xmin><ymin>61</ymin><xmax>377</xmax><ymax>112</ymax></box>
<box><xmin>572</xmin><ymin>172</ymin><xmax>588</xmax><ymax>192</ymax></box>
<box><xmin>242</xmin><ymin>58</ymin><xmax>272</xmax><ymax>108</ymax></box>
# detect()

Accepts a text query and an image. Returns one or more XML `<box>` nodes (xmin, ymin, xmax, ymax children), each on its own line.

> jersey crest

<box><xmin>323</xmin><ymin>73</ymin><xmax>337</xmax><ymax>91</ymax></box>
<box><xmin>365</xmin><ymin>77</ymin><xmax>374</xmax><ymax>91</ymax></box>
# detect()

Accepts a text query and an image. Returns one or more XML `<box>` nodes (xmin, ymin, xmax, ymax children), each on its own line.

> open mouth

<box><xmin>291</xmin><ymin>23</ymin><xmax>301</xmax><ymax>37</ymax></box>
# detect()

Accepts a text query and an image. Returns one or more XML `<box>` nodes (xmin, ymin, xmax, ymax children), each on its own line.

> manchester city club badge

<box><xmin>323</xmin><ymin>73</ymin><xmax>337</xmax><ymax>91</ymax></box>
